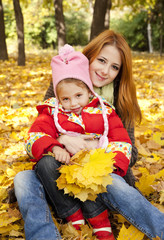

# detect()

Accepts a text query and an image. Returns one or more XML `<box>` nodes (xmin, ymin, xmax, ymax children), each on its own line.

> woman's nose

<box><xmin>101</xmin><ymin>65</ymin><xmax>109</xmax><ymax>76</ymax></box>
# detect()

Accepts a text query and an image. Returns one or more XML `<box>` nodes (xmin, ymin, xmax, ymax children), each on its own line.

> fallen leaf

<box><xmin>117</xmin><ymin>224</ymin><xmax>144</xmax><ymax>240</ymax></box>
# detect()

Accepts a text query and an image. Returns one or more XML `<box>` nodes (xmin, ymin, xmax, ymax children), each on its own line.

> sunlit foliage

<box><xmin>0</xmin><ymin>49</ymin><xmax>163</xmax><ymax>239</ymax></box>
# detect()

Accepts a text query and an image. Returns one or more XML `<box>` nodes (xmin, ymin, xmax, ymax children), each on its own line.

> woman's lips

<box><xmin>96</xmin><ymin>72</ymin><xmax>107</xmax><ymax>81</ymax></box>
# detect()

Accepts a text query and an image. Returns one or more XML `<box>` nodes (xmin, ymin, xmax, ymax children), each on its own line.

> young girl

<box><xmin>25</xmin><ymin>44</ymin><xmax>132</xmax><ymax>240</ymax></box>
<box><xmin>14</xmin><ymin>30</ymin><xmax>164</xmax><ymax>240</ymax></box>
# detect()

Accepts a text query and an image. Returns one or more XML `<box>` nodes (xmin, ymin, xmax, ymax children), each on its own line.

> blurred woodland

<box><xmin>0</xmin><ymin>0</ymin><xmax>164</xmax><ymax>65</ymax></box>
<box><xmin>0</xmin><ymin>0</ymin><xmax>164</xmax><ymax>239</ymax></box>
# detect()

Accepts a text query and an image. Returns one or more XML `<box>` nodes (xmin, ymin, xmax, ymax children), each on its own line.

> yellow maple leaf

<box><xmin>153</xmin><ymin>236</ymin><xmax>163</xmax><ymax>240</ymax></box>
<box><xmin>6</xmin><ymin>167</ymin><xmax>16</xmax><ymax>178</ymax></box>
<box><xmin>82</xmin><ymin>149</ymin><xmax>115</xmax><ymax>178</ymax></box>
<box><xmin>159</xmin><ymin>190</ymin><xmax>164</xmax><ymax>205</ymax></box>
<box><xmin>0</xmin><ymin>225</ymin><xmax>15</xmax><ymax>235</ymax></box>
<box><xmin>0</xmin><ymin>187</ymin><xmax>8</xmax><ymax>202</ymax></box>
<box><xmin>116</xmin><ymin>214</ymin><xmax>127</xmax><ymax>224</ymax></box>
<box><xmin>10</xmin><ymin>132</ymin><xmax>20</xmax><ymax>142</ymax></box>
<box><xmin>0</xmin><ymin>212</ymin><xmax>21</xmax><ymax>228</ymax></box>
<box><xmin>117</xmin><ymin>224</ymin><xmax>144</xmax><ymax>240</ymax></box>
<box><xmin>152</xmin><ymin>132</ymin><xmax>164</xmax><ymax>146</ymax></box>
<box><xmin>61</xmin><ymin>222</ymin><xmax>79</xmax><ymax>238</ymax></box>
<box><xmin>57</xmin><ymin>148</ymin><xmax>115</xmax><ymax>201</ymax></box>
<box><xmin>136</xmin><ymin>168</ymin><xmax>164</xmax><ymax>196</ymax></box>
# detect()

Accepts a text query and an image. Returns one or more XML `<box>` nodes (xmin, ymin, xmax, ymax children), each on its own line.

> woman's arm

<box><xmin>57</xmin><ymin>135</ymin><xmax>99</xmax><ymax>155</ymax></box>
<box><xmin>44</xmin><ymin>81</ymin><xmax>55</xmax><ymax>101</ymax></box>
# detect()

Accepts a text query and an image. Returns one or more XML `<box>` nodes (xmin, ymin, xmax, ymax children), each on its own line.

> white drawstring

<box><xmin>54</xmin><ymin>95</ymin><xmax>109</xmax><ymax>149</ymax></box>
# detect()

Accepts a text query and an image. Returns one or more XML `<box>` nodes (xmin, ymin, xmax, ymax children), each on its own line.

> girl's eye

<box><xmin>63</xmin><ymin>98</ymin><xmax>69</xmax><ymax>102</ymax></box>
<box><xmin>77</xmin><ymin>94</ymin><xmax>82</xmax><ymax>98</ymax></box>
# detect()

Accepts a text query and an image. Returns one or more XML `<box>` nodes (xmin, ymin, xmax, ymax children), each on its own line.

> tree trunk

<box><xmin>54</xmin><ymin>0</ymin><xmax>66</xmax><ymax>50</ymax></box>
<box><xmin>0</xmin><ymin>0</ymin><xmax>8</xmax><ymax>60</ymax></box>
<box><xmin>147</xmin><ymin>22</ymin><xmax>153</xmax><ymax>53</ymax></box>
<box><xmin>159</xmin><ymin>0</ymin><xmax>163</xmax><ymax>56</ymax></box>
<box><xmin>90</xmin><ymin>0</ymin><xmax>112</xmax><ymax>40</ymax></box>
<box><xmin>104</xmin><ymin>0</ymin><xmax>112</xmax><ymax>29</ymax></box>
<box><xmin>13</xmin><ymin>0</ymin><xmax>25</xmax><ymax>66</ymax></box>
<box><xmin>160</xmin><ymin>15</ymin><xmax>163</xmax><ymax>56</ymax></box>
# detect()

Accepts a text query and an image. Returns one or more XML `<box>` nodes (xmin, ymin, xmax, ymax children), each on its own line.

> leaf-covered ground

<box><xmin>0</xmin><ymin>50</ymin><xmax>164</xmax><ymax>240</ymax></box>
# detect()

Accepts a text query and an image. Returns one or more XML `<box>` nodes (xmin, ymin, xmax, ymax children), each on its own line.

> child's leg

<box><xmin>88</xmin><ymin>210</ymin><xmax>115</xmax><ymax>240</ymax></box>
<box><xmin>35</xmin><ymin>155</ymin><xmax>81</xmax><ymax>218</ymax></box>
<box><xmin>81</xmin><ymin>200</ymin><xmax>115</xmax><ymax>239</ymax></box>
<box><xmin>66</xmin><ymin>208</ymin><xmax>85</xmax><ymax>230</ymax></box>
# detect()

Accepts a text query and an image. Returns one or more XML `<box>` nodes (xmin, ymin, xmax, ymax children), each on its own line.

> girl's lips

<box><xmin>95</xmin><ymin>72</ymin><xmax>107</xmax><ymax>81</ymax></box>
<box><xmin>71</xmin><ymin>107</ymin><xmax>81</xmax><ymax>113</ymax></box>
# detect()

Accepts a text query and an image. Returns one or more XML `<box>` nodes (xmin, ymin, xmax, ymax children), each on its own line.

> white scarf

<box><xmin>93</xmin><ymin>82</ymin><xmax>114</xmax><ymax>104</ymax></box>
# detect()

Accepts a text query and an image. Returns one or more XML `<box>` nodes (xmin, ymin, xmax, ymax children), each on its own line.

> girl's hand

<box><xmin>57</xmin><ymin>135</ymin><xmax>98</xmax><ymax>155</ymax></box>
<box><xmin>52</xmin><ymin>146</ymin><xmax>70</xmax><ymax>164</ymax></box>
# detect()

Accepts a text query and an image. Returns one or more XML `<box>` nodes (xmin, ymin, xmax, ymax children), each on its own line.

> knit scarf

<box><xmin>93</xmin><ymin>82</ymin><xmax>114</xmax><ymax>104</ymax></box>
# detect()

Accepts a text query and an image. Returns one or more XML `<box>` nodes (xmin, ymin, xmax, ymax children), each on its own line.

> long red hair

<box><xmin>82</xmin><ymin>30</ymin><xmax>142</xmax><ymax>128</ymax></box>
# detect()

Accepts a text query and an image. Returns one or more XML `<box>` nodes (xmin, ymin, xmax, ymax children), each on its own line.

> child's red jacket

<box><xmin>25</xmin><ymin>97</ymin><xmax>132</xmax><ymax>176</ymax></box>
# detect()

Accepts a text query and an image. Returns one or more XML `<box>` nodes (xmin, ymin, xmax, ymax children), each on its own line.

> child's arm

<box><xmin>52</xmin><ymin>146</ymin><xmax>70</xmax><ymax>164</ymax></box>
<box><xmin>25</xmin><ymin>112</ymin><xmax>64</xmax><ymax>161</ymax></box>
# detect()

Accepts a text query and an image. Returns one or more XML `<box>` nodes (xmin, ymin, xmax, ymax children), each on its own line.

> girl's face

<box><xmin>89</xmin><ymin>45</ymin><xmax>122</xmax><ymax>88</ymax></box>
<box><xmin>58</xmin><ymin>82</ymin><xmax>91</xmax><ymax>115</ymax></box>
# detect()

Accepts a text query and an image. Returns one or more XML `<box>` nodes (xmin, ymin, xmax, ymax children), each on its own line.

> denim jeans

<box><xmin>99</xmin><ymin>174</ymin><xmax>164</xmax><ymax>240</ymax></box>
<box><xmin>14</xmin><ymin>170</ymin><xmax>61</xmax><ymax>240</ymax></box>
<box><xmin>14</xmin><ymin>169</ymin><xmax>164</xmax><ymax>240</ymax></box>
<box><xmin>34</xmin><ymin>155</ymin><xmax>107</xmax><ymax>218</ymax></box>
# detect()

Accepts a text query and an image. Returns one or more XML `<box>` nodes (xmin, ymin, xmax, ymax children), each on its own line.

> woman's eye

<box><xmin>97</xmin><ymin>58</ymin><xmax>105</xmax><ymax>64</ymax></box>
<box><xmin>112</xmin><ymin>65</ymin><xmax>119</xmax><ymax>71</ymax></box>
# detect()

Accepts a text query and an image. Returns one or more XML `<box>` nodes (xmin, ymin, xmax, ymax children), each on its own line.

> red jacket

<box><xmin>25</xmin><ymin>97</ymin><xmax>132</xmax><ymax>176</ymax></box>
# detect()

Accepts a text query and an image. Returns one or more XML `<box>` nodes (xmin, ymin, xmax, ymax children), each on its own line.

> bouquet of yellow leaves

<box><xmin>56</xmin><ymin>148</ymin><xmax>116</xmax><ymax>202</ymax></box>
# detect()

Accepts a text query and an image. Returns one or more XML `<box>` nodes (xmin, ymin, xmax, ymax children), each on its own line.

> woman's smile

<box><xmin>95</xmin><ymin>72</ymin><xmax>108</xmax><ymax>81</ymax></box>
<box><xmin>89</xmin><ymin>45</ymin><xmax>121</xmax><ymax>87</ymax></box>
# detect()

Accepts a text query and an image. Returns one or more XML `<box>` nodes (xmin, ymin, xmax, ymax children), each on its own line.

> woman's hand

<box><xmin>57</xmin><ymin>135</ymin><xmax>99</xmax><ymax>155</ymax></box>
<box><xmin>52</xmin><ymin>146</ymin><xmax>70</xmax><ymax>164</ymax></box>
<box><xmin>86</xmin><ymin>139</ymin><xmax>99</xmax><ymax>150</ymax></box>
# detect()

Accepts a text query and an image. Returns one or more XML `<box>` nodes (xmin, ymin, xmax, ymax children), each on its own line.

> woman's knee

<box><xmin>14</xmin><ymin>170</ymin><xmax>33</xmax><ymax>189</ymax></box>
<box><xmin>14</xmin><ymin>170</ymin><xmax>36</xmax><ymax>200</ymax></box>
<box><xmin>107</xmin><ymin>173</ymin><xmax>135</xmax><ymax>194</ymax></box>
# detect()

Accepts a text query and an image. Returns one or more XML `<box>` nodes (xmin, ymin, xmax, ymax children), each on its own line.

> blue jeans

<box><xmin>34</xmin><ymin>155</ymin><xmax>106</xmax><ymax>218</ymax></box>
<box><xmin>14</xmin><ymin>170</ymin><xmax>164</xmax><ymax>240</ymax></box>
<box><xmin>14</xmin><ymin>170</ymin><xmax>61</xmax><ymax>240</ymax></box>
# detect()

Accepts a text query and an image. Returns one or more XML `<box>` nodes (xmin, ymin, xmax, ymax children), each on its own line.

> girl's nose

<box><xmin>71</xmin><ymin>98</ymin><xmax>77</xmax><ymax>107</ymax></box>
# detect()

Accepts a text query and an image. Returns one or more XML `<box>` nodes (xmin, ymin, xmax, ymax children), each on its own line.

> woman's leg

<box><xmin>35</xmin><ymin>155</ymin><xmax>81</xmax><ymax>218</ymax></box>
<box><xmin>14</xmin><ymin>170</ymin><xmax>61</xmax><ymax>240</ymax></box>
<box><xmin>99</xmin><ymin>173</ymin><xmax>164</xmax><ymax>240</ymax></box>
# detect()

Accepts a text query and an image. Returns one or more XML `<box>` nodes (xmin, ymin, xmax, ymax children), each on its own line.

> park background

<box><xmin>0</xmin><ymin>0</ymin><xmax>164</xmax><ymax>239</ymax></box>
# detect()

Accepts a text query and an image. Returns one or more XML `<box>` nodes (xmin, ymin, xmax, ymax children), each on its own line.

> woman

<box><xmin>14</xmin><ymin>30</ymin><xmax>164</xmax><ymax>240</ymax></box>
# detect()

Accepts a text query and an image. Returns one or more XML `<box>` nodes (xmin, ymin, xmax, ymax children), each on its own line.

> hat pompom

<box><xmin>59</xmin><ymin>44</ymin><xmax>74</xmax><ymax>58</ymax></box>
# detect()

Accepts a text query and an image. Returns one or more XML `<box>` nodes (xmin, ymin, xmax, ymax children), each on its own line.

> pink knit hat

<box><xmin>51</xmin><ymin>44</ymin><xmax>109</xmax><ymax>149</ymax></box>
<box><xmin>51</xmin><ymin>44</ymin><xmax>94</xmax><ymax>96</ymax></box>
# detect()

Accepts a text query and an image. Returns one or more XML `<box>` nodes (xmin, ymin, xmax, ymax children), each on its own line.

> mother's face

<box><xmin>89</xmin><ymin>45</ymin><xmax>122</xmax><ymax>88</ymax></box>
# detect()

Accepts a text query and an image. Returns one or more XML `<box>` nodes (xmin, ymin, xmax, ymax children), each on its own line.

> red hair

<box><xmin>83</xmin><ymin>30</ymin><xmax>142</xmax><ymax>128</ymax></box>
